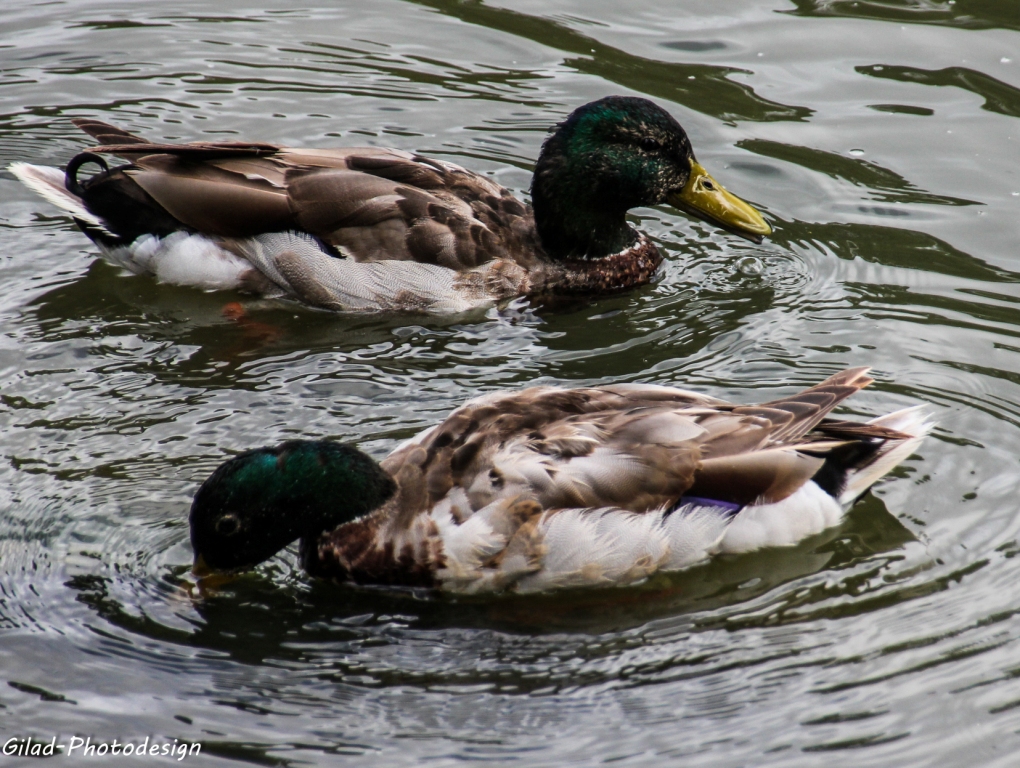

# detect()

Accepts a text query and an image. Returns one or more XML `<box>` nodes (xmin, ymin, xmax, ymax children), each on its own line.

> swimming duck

<box><xmin>11</xmin><ymin>97</ymin><xmax>771</xmax><ymax>313</ymax></box>
<box><xmin>190</xmin><ymin>368</ymin><xmax>930</xmax><ymax>593</ymax></box>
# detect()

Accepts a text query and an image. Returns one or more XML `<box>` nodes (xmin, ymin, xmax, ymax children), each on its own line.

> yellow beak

<box><xmin>188</xmin><ymin>553</ymin><xmax>240</xmax><ymax>592</ymax></box>
<box><xmin>192</xmin><ymin>553</ymin><xmax>214</xmax><ymax>577</ymax></box>
<box><xmin>667</xmin><ymin>160</ymin><xmax>772</xmax><ymax>243</ymax></box>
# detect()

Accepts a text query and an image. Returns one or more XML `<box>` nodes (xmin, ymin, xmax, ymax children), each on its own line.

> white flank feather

<box><xmin>659</xmin><ymin>503</ymin><xmax>734</xmax><ymax>569</ymax></box>
<box><xmin>514</xmin><ymin>508</ymin><xmax>643</xmax><ymax>592</ymax></box>
<box><xmin>235</xmin><ymin>231</ymin><xmax>518</xmax><ymax>312</ymax></box>
<box><xmin>432</xmin><ymin>493</ymin><xmax>505</xmax><ymax>575</ymax></box>
<box><xmin>512</xmin><ymin>503</ymin><xmax>738</xmax><ymax>593</ymax></box>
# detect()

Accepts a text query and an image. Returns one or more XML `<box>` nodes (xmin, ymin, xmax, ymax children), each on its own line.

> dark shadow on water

<box><xmin>866</xmin><ymin>103</ymin><xmax>936</xmax><ymax>117</ymax></box>
<box><xmin>406</xmin><ymin>0</ymin><xmax>812</xmax><ymax>124</ymax></box>
<box><xmin>739</xmin><ymin>138</ymin><xmax>981</xmax><ymax>207</ymax></box>
<box><xmin>857</xmin><ymin>64</ymin><xmax>1020</xmax><ymax>119</ymax></box>
<box><xmin>783</xmin><ymin>0</ymin><xmax>1020</xmax><ymax>33</ymax></box>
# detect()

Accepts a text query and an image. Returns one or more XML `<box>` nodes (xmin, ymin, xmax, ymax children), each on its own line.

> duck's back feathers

<box><xmin>300</xmin><ymin>369</ymin><xmax>930</xmax><ymax>593</ymax></box>
<box><xmin>71</xmin><ymin>122</ymin><xmax>541</xmax><ymax>270</ymax></box>
<box><xmin>379</xmin><ymin>368</ymin><xmax>874</xmax><ymax>517</ymax></box>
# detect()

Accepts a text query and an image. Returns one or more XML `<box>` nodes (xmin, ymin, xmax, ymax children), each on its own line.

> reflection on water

<box><xmin>738</xmin><ymin>138</ymin><xmax>981</xmax><ymax>207</ymax></box>
<box><xmin>2</xmin><ymin>0</ymin><xmax>1020</xmax><ymax>765</ymax></box>
<box><xmin>785</xmin><ymin>0</ymin><xmax>1020</xmax><ymax>33</ymax></box>
<box><xmin>857</xmin><ymin>64</ymin><xmax>1020</xmax><ymax>119</ymax></box>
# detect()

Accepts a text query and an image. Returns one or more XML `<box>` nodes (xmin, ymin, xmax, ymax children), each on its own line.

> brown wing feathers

<box><xmin>688</xmin><ymin>449</ymin><xmax>826</xmax><ymax>506</ymax></box>
<box><xmin>377</xmin><ymin>372</ymin><xmax>889</xmax><ymax>527</ymax></box>
<box><xmin>127</xmin><ymin>161</ymin><xmax>293</xmax><ymax>238</ymax></box>
<box><xmin>733</xmin><ymin>367</ymin><xmax>874</xmax><ymax>444</ymax></box>
<box><xmin>68</xmin><ymin>119</ymin><xmax>533</xmax><ymax>271</ymax></box>
<box><xmin>72</xmin><ymin>118</ymin><xmax>152</xmax><ymax>147</ymax></box>
<box><xmin>691</xmin><ymin>367</ymin><xmax>879</xmax><ymax>505</ymax></box>
<box><xmin>72</xmin><ymin>118</ymin><xmax>279</xmax><ymax>159</ymax></box>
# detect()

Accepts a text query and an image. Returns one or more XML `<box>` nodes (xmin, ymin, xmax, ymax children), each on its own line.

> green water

<box><xmin>1</xmin><ymin>0</ymin><xmax>1019</xmax><ymax>765</ymax></box>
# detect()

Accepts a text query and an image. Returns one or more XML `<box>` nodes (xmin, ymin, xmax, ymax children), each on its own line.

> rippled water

<box><xmin>2</xmin><ymin>0</ymin><xmax>1019</xmax><ymax>765</ymax></box>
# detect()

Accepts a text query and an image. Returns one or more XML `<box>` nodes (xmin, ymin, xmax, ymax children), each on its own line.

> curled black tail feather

<box><xmin>65</xmin><ymin>152</ymin><xmax>109</xmax><ymax>197</ymax></box>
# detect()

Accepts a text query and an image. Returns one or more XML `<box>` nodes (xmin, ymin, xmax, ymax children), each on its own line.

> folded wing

<box><xmin>72</xmin><ymin>120</ymin><xmax>538</xmax><ymax>270</ymax></box>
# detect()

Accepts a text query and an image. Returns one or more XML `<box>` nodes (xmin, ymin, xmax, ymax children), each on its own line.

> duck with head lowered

<box><xmin>190</xmin><ymin>368</ymin><xmax>930</xmax><ymax>593</ymax></box>
<box><xmin>11</xmin><ymin>96</ymin><xmax>770</xmax><ymax>313</ymax></box>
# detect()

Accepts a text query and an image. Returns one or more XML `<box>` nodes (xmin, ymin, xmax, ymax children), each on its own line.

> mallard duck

<box><xmin>11</xmin><ymin>97</ymin><xmax>770</xmax><ymax>313</ymax></box>
<box><xmin>190</xmin><ymin>368</ymin><xmax>930</xmax><ymax>593</ymax></box>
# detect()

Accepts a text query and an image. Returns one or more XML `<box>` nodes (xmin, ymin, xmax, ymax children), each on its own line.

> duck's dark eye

<box><xmin>640</xmin><ymin>138</ymin><xmax>660</xmax><ymax>152</ymax></box>
<box><xmin>215</xmin><ymin>514</ymin><xmax>241</xmax><ymax>536</ymax></box>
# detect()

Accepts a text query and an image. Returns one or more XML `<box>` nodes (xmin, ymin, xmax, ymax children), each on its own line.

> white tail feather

<box><xmin>838</xmin><ymin>405</ymin><xmax>934</xmax><ymax>506</ymax></box>
<box><xmin>8</xmin><ymin>162</ymin><xmax>112</xmax><ymax>234</ymax></box>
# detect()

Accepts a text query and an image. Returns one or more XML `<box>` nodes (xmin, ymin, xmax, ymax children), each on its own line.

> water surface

<box><xmin>2</xmin><ymin>0</ymin><xmax>1020</xmax><ymax>765</ymax></box>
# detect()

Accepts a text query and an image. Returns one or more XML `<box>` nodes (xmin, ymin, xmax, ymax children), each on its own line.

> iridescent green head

<box><xmin>531</xmin><ymin>96</ymin><xmax>771</xmax><ymax>259</ymax></box>
<box><xmin>189</xmin><ymin>440</ymin><xmax>396</xmax><ymax>572</ymax></box>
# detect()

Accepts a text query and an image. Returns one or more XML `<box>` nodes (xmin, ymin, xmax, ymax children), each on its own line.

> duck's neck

<box><xmin>299</xmin><ymin>508</ymin><xmax>442</xmax><ymax>588</ymax></box>
<box><xmin>530</xmin><ymin>134</ymin><xmax>640</xmax><ymax>260</ymax></box>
